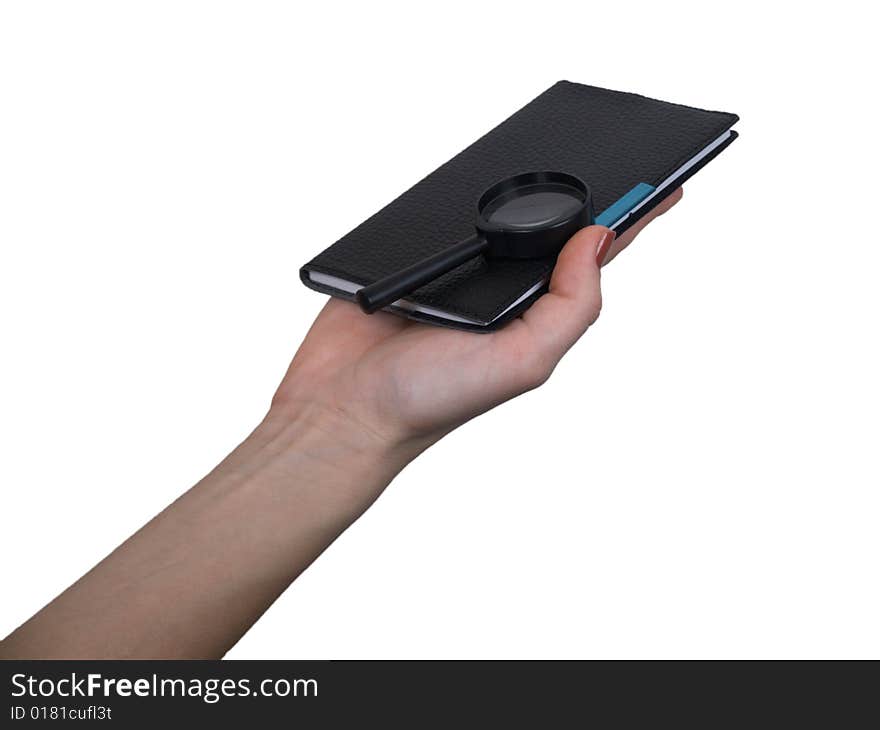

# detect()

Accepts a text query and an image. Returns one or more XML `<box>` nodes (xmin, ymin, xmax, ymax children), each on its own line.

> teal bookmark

<box><xmin>595</xmin><ymin>182</ymin><xmax>656</xmax><ymax>228</ymax></box>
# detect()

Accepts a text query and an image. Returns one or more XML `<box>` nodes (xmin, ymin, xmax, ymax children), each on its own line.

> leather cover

<box><xmin>300</xmin><ymin>81</ymin><xmax>738</xmax><ymax>331</ymax></box>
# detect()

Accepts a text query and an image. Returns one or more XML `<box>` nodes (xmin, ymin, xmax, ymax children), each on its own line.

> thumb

<box><xmin>519</xmin><ymin>225</ymin><xmax>615</xmax><ymax>358</ymax></box>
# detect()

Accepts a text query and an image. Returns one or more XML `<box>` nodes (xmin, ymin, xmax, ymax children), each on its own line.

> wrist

<box><xmin>239</xmin><ymin>400</ymin><xmax>412</xmax><ymax>513</ymax></box>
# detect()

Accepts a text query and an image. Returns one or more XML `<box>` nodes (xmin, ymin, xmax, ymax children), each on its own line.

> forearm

<box><xmin>0</xmin><ymin>405</ymin><xmax>407</xmax><ymax>659</ymax></box>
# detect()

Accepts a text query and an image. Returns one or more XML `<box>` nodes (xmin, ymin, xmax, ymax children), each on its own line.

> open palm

<box><xmin>276</xmin><ymin>191</ymin><xmax>681</xmax><ymax>452</ymax></box>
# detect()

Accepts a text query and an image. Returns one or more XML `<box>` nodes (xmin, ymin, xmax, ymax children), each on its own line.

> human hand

<box><xmin>0</xmin><ymin>190</ymin><xmax>681</xmax><ymax>660</ymax></box>
<box><xmin>273</xmin><ymin>189</ymin><xmax>683</xmax><ymax>461</ymax></box>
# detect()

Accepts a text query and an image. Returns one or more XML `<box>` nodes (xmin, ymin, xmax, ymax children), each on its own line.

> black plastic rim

<box><xmin>475</xmin><ymin>170</ymin><xmax>589</xmax><ymax>232</ymax></box>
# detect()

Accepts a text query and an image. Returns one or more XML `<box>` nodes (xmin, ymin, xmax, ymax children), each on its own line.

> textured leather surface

<box><xmin>301</xmin><ymin>81</ymin><xmax>738</xmax><ymax>328</ymax></box>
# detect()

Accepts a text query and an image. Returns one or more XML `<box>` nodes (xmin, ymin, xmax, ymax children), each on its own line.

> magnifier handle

<box><xmin>356</xmin><ymin>233</ymin><xmax>488</xmax><ymax>314</ymax></box>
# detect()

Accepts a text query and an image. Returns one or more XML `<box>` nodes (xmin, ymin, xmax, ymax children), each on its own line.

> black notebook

<box><xmin>300</xmin><ymin>81</ymin><xmax>738</xmax><ymax>331</ymax></box>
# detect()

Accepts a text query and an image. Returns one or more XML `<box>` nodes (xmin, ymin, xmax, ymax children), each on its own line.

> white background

<box><xmin>1</xmin><ymin>1</ymin><xmax>877</xmax><ymax>659</ymax></box>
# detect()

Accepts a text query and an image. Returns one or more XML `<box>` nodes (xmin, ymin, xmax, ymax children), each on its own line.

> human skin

<box><xmin>0</xmin><ymin>190</ymin><xmax>681</xmax><ymax>658</ymax></box>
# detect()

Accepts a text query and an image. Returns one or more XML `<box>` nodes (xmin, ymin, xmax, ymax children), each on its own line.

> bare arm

<box><xmin>0</xmin><ymin>193</ymin><xmax>680</xmax><ymax>658</ymax></box>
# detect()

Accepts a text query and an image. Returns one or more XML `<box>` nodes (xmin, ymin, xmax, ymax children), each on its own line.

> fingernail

<box><xmin>595</xmin><ymin>229</ymin><xmax>616</xmax><ymax>266</ymax></box>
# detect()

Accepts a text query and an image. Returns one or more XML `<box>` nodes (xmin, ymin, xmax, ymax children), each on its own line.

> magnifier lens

<box><xmin>356</xmin><ymin>171</ymin><xmax>592</xmax><ymax>314</ymax></box>
<box><xmin>481</xmin><ymin>182</ymin><xmax>585</xmax><ymax>228</ymax></box>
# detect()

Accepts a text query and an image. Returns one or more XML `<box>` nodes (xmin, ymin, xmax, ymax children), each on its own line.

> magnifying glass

<box><xmin>356</xmin><ymin>170</ymin><xmax>594</xmax><ymax>314</ymax></box>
